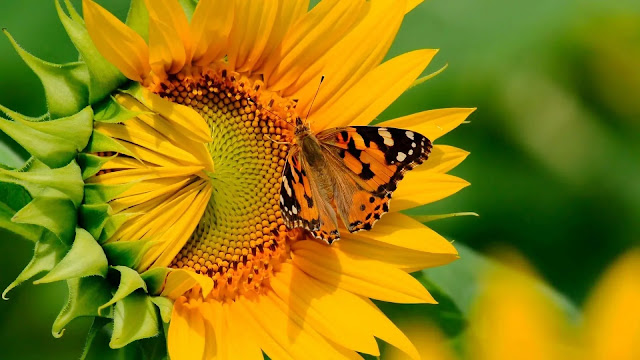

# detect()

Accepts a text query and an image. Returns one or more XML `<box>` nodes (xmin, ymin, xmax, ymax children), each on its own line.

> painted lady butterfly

<box><xmin>280</xmin><ymin>117</ymin><xmax>432</xmax><ymax>244</ymax></box>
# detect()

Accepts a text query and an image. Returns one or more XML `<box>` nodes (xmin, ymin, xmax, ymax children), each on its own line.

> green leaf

<box><xmin>3</xmin><ymin>30</ymin><xmax>89</xmax><ymax>119</ymax></box>
<box><xmin>421</xmin><ymin>243</ymin><xmax>580</xmax><ymax>320</ymax></box>
<box><xmin>141</xmin><ymin>268</ymin><xmax>171</xmax><ymax>295</ymax></box>
<box><xmin>79</xmin><ymin>203</ymin><xmax>111</xmax><ymax>239</ymax></box>
<box><xmin>35</xmin><ymin>228</ymin><xmax>109</xmax><ymax>284</ymax></box>
<box><xmin>98</xmin><ymin>266</ymin><xmax>148</xmax><ymax>316</ymax></box>
<box><xmin>56</xmin><ymin>0</ymin><xmax>127</xmax><ymax>104</ymax></box>
<box><xmin>52</xmin><ymin>276</ymin><xmax>113</xmax><ymax>338</ymax></box>
<box><xmin>85</xmin><ymin>130</ymin><xmax>135</xmax><ymax>158</ymax></box>
<box><xmin>77</xmin><ymin>153</ymin><xmax>116</xmax><ymax>180</ymax></box>
<box><xmin>93</xmin><ymin>96</ymin><xmax>139</xmax><ymax>123</ymax></box>
<box><xmin>0</xmin><ymin>159</ymin><xmax>84</xmax><ymax>206</ymax></box>
<box><xmin>2</xmin><ymin>232</ymin><xmax>67</xmax><ymax>299</ymax></box>
<box><xmin>126</xmin><ymin>0</ymin><xmax>150</xmax><ymax>42</ymax></box>
<box><xmin>1</xmin><ymin>105</ymin><xmax>93</xmax><ymax>152</ymax></box>
<box><xmin>150</xmin><ymin>296</ymin><xmax>173</xmax><ymax>323</ymax></box>
<box><xmin>103</xmin><ymin>238</ymin><xmax>156</xmax><ymax>269</ymax></box>
<box><xmin>110</xmin><ymin>292</ymin><xmax>160</xmax><ymax>349</ymax></box>
<box><xmin>11</xmin><ymin>187</ymin><xmax>77</xmax><ymax>245</ymax></box>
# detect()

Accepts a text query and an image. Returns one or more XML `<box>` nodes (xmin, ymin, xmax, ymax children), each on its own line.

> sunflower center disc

<box><xmin>160</xmin><ymin>69</ymin><xmax>296</xmax><ymax>300</ymax></box>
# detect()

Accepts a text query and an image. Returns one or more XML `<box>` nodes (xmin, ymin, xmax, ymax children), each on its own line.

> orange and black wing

<box><xmin>318</xmin><ymin>126</ymin><xmax>432</xmax><ymax>232</ymax></box>
<box><xmin>279</xmin><ymin>150</ymin><xmax>340</xmax><ymax>243</ymax></box>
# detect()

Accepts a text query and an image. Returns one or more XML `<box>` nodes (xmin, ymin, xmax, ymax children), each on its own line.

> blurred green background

<box><xmin>1</xmin><ymin>0</ymin><xmax>639</xmax><ymax>359</ymax></box>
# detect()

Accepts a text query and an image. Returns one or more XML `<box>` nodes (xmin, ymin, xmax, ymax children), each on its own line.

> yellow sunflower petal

<box><xmin>392</xmin><ymin>173</ymin><xmax>470</xmax><ymax>211</ymax></box>
<box><xmin>377</xmin><ymin>108</ymin><xmax>476</xmax><ymax>141</ymax></box>
<box><xmin>160</xmin><ymin>269</ymin><xmax>214</xmax><ymax>300</ymax></box>
<box><xmin>190</xmin><ymin>0</ymin><xmax>235</xmax><ymax>66</ymax></box>
<box><xmin>337</xmin><ymin>212</ymin><xmax>459</xmax><ymax>270</ymax></box>
<box><xmin>199</xmin><ymin>303</ymin><xmax>220</xmax><ymax>360</ymax></box>
<box><xmin>252</xmin><ymin>0</ymin><xmax>311</xmax><ymax>71</ymax></box>
<box><xmin>220</xmin><ymin>302</ymin><xmax>264</xmax><ymax>360</ymax></box>
<box><xmin>292</xmin><ymin>0</ymin><xmax>406</xmax><ymax>115</ymax></box>
<box><xmin>310</xmin><ymin>49</ymin><xmax>438</xmax><ymax>130</ymax></box>
<box><xmin>144</xmin><ymin>0</ymin><xmax>192</xmax><ymax>75</ymax></box>
<box><xmin>168</xmin><ymin>298</ymin><xmax>206</xmax><ymax>360</ymax></box>
<box><xmin>292</xmin><ymin>240</ymin><xmax>435</xmax><ymax>304</ymax></box>
<box><xmin>82</xmin><ymin>0</ymin><xmax>150</xmax><ymax>82</ymax></box>
<box><xmin>137</xmin><ymin>87</ymin><xmax>212</xmax><ymax>142</ymax></box>
<box><xmin>583</xmin><ymin>250</ymin><xmax>640</xmax><ymax>360</ymax></box>
<box><xmin>270</xmin><ymin>264</ymin><xmax>381</xmax><ymax>356</ymax></box>
<box><xmin>419</xmin><ymin>145</ymin><xmax>470</xmax><ymax>174</ymax></box>
<box><xmin>227</xmin><ymin>0</ymin><xmax>279</xmax><ymax>73</ymax></box>
<box><xmin>273</xmin><ymin>263</ymin><xmax>421</xmax><ymax>360</ymax></box>
<box><xmin>236</xmin><ymin>292</ymin><xmax>362</xmax><ymax>360</ymax></box>
<box><xmin>263</xmin><ymin>0</ymin><xmax>366</xmax><ymax>91</ymax></box>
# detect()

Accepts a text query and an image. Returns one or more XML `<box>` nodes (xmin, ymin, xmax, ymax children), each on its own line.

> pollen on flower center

<box><xmin>160</xmin><ymin>68</ymin><xmax>297</xmax><ymax>301</ymax></box>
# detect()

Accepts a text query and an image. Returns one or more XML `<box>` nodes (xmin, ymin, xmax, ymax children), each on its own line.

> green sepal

<box><xmin>2</xmin><ymin>232</ymin><xmax>67</xmax><ymax>300</ymax></box>
<box><xmin>98</xmin><ymin>266</ymin><xmax>148</xmax><ymax>316</ymax></box>
<box><xmin>35</xmin><ymin>228</ymin><xmax>109</xmax><ymax>284</ymax></box>
<box><xmin>103</xmin><ymin>238</ymin><xmax>157</xmax><ymax>269</ymax></box>
<box><xmin>84</xmin><ymin>182</ymin><xmax>135</xmax><ymax>204</ymax></box>
<box><xmin>52</xmin><ymin>276</ymin><xmax>113</xmax><ymax>338</ymax></box>
<box><xmin>0</xmin><ymin>115</ymin><xmax>80</xmax><ymax>169</ymax></box>
<box><xmin>81</xmin><ymin>319</ymin><xmax>168</xmax><ymax>360</ymax></box>
<box><xmin>0</xmin><ymin>182</ymin><xmax>41</xmax><ymax>242</ymax></box>
<box><xmin>12</xmin><ymin>188</ymin><xmax>77</xmax><ymax>245</ymax></box>
<box><xmin>0</xmin><ymin>201</ymin><xmax>42</xmax><ymax>242</ymax></box>
<box><xmin>56</xmin><ymin>0</ymin><xmax>127</xmax><ymax>104</ymax></box>
<box><xmin>78</xmin><ymin>153</ymin><xmax>116</xmax><ymax>180</ymax></box>
<box><xmin>126</xmin><ymin>0</ymin><xmax>150</xmax><ymax>41</ymax></box>
<box><xmin>110</xmin><ymin>292</ymin><xmax>160</xmax><ymax>349</ymax></box>
<box><xmin>150</xmin><ymin>296</ymin><xmax>173</xmax><ymax>323</ymax></box>
<box><xmin>85</xmin><ymin>130</ymin><xmax>135</xmax><ymax>158</ymax></box>
<box><xmin>99</xmin><ymin>212</ymin><xmax>139</xmax><ymax>244</ymax></box>
<box><xmin>3</xmin><ymin>30</ymin><xmax>89</xmax><ymax>119</ymax></box>
<box><xmin>79</xmin><ymin>203</ymin><xmax>112</xmax><ymax>239</ymax></box>
<box><xmin>0</xmin><ymin>160</ymin><xmax>84</xmax><ymax>207</ymax></box>
<box><xmin>1</xmin><ymin>105</ymin><xmax>93</xmax><ymax>152</ymax></box>
<box><xmin>141</xmin><ymin>268</ymin><xmax>172</xmax><ymax>296</ymax></box>
<box><xmin>94</xmin><ymin>96</ymin><xmax>140</xmax><ymax>123</ymax></box>
<box><xmin>80</xmin><ymin>317</ymin><xmax>114</xmax><ymax>360</ymax></box>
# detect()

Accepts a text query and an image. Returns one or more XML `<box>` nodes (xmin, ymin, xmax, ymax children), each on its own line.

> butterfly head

<box><xmin>294</xmin><ymin>116</ymin><xmax>312</xmax><ymax>138</ymax></box>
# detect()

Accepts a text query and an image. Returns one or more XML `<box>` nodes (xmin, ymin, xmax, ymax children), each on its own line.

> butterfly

<box><xmin>279</xmin><ymin>116</ymin><xmax>432</xmax><ymax>244</ymax></box>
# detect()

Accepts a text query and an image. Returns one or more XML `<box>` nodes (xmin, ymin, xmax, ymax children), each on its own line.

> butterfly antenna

<box><xmin>247</xmin><ymin>97</ymin><xmax>283</xmax><ymax>121</ymax></box>
<box><xmin>247</xmin><ymin>97</ymin><xmax>292</xmax><ymax>145</ymax></box>
<box><xmin>305</xmin><ymin>75</ymin><xmax>325</xmax><ymax>121</ymax></box>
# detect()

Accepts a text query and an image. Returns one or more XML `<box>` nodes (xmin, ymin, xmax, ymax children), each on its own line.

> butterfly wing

<box><xmin>318</xmin><ymin>126</ymin><xmax>432</xmax><ymax>232</ymax></box>
<box><xmin>279</xmin><ymin>148</ymin><xmax>340</xmax><ymax>243</ymax></box>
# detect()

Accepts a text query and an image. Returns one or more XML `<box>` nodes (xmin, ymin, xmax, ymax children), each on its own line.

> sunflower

<box><xmin>1</xmin><ymin>0</ymin><xmax>473</xmax><ymax>359</ymax></box>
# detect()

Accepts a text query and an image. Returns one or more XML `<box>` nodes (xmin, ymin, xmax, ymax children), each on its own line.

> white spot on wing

<box><xmin>378</xmin><ymin>128</ymin><xmax>394</xmax><ymax>146</ymax></box>
<box><xmin>408</xmin><ymin>149</ymin><xmax>414</xmax><ymax>155</ymax></box>
<box><xmin>406</xmin><ymin>131</ymin><xmax>415</xmax><ymax>140</ymax></box>
<box><xmin>292</xmin><ymin>206</ymin><xmax>298</xmax><ymax>215</ymax></box>
<box><xmin>411</xmin><ymin>142</ymin><xmax>416</xmax><ymax>148</ymax></box>
<box><xmin>283</xmin><ymin>178</ymin><xmax>293</xmax><ymax>197</ymax></box>
<box><xmin>396</xmin><ymin>152</ymin><xmax>407</xmax><ymax>161</ymax></box>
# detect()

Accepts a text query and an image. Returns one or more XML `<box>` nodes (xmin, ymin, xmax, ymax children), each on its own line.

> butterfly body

<box><xmin>280</xmin><ymin>118</ymin><xmax>432</xmax><ymax>244</ymax></box>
